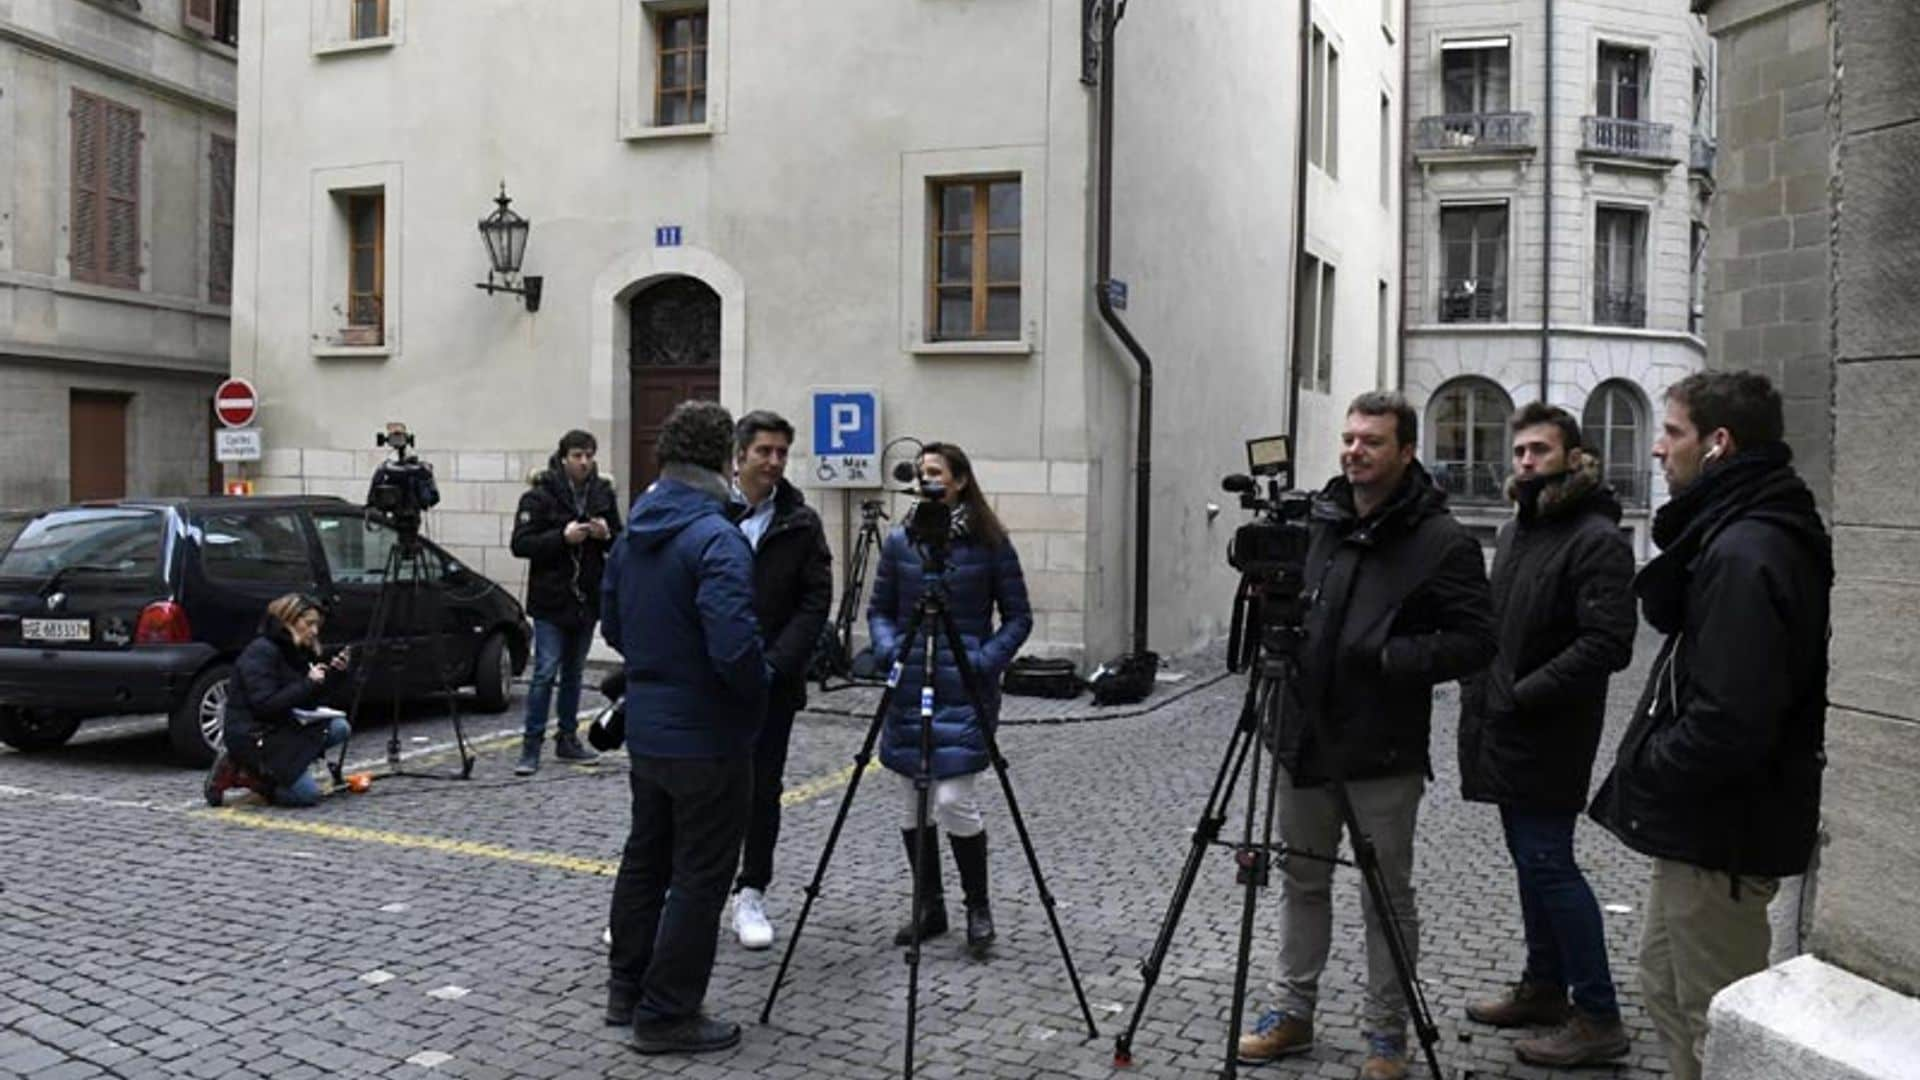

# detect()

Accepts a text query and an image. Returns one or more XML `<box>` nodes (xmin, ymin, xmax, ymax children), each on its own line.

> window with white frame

<box><xmin>654</xmin><ymin>8</ymin><xmax>708</xmax><ymax>126</ymax></box>
<box><xmin>1583</xmin><ymin>381</ymin><xmax>1649</xmax><ymax>506</ymax></box>
<box><xmin>1296</xmin><ymin>254</ymin><xmax>1336</xmax><ymax>393</ymax></box>
<box><xmin>1428</xmin><ymin>377</ymin><xmax>1514</xmax><ymax>501</ymax></box>
<box><xmin>1442</xmin><ymin>38</ymin><xmax>1511</xmax><ymax>115</ymax></box>
<box><xmin>1594</xmin><ymin>205</ymin><xmax>1648</xmax><ymax>327</ymax></box>
<box><xmin>1440</xmin><ymin>203</ymin><xmax>1508</xmax><ymax>322</ymax></box>
<box><xmin>310</xmin><ymin>163</ymin><xmax>401</xmax><ymax>355</ymax></box>
<box><xmin>1309</xmin><ymin>27</ymin><xmax>1340</xmax><ymax>177</ymax></box>
<box><xmin>621</xmin><ymin>1</ymin><xmax>726</xmax><ymax>138</ymax></box>
<box><xmin>1597</xmin><ymin>43</ymin><xmax>1649</xmax><ymax>121</ymax></box>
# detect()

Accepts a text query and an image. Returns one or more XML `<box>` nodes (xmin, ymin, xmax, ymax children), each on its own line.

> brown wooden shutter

<box><xmin>209</xmin><ymin>136</ymin><xmax>235</xmax><ymax>304</ymax></box>
<box><xmin>184</xmin><ymin>0</ymin><xmax>217</xmax><ymax>36</ymax></box>
<box><xmin>69</xmin><ymin>91</ymin><xmax>101</xmax><ymax>283</ymax></box>
<box><xmin>102</xmin><ymin>102</ymin><xmax>141</xmax><ymax>289</ymax></box>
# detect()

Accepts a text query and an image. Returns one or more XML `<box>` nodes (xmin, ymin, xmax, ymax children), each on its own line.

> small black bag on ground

<box><xmin>1088</xmin><ymin>651</ymin><xmax>1160</xmax><ymax>706</ymax></box>
<box><xmin>1000</xmin><ymin>656</ymin><xmax>1085</xmax><ymax>699</ymax></box>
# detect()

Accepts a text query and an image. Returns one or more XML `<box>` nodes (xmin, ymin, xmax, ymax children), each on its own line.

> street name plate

<box><xmin>216</xmin><ymin>428</ymin><xmax>263</xmax><ymax>462</ymax></box>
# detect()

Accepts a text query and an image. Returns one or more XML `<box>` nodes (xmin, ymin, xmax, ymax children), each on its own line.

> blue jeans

<box><xmin>524</xmin><ymin>618</ymin><xmax>593</xmax><ymax>741</ymax></box>
<box><xmin>1500</xmin><ymin>806</ymin><xmax>1621</xmax><ymax>1019</ymax></box>
<box><xmin>273</xmin><ymin>718</ymin><xmax>352</xmax><ymax>808</ymax></box>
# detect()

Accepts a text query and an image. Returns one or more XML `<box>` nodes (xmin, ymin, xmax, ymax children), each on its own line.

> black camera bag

<box><xmin>1001</xmin><ymin>655</ymin><xmax>1085</xmax><ymax>699</ymax></box>
<box><xmin>1089</xmin><ymin>651</ymin><xmax>1159</xmax><ymax>706</ymax></box>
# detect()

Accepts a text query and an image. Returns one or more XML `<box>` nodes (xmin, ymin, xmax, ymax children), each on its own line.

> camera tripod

<box><xmin>328</xmin><ymin>527</ymin><xmax>476</xmax><ymax>784</ymax></box>
<box><xmin>1111</xmin><ymin>622</ymin><xmax>1446</xmax><ymax>1079</ymax></box>
<box><xmin>815</xmin><ymin>498</ymin><xmax>889</xmax><ymax>690</ymax></box>
<box><xmin>763</xmin><ymin>556</ymin><xmax>1099</xmax><ymax>1078</ymax></box>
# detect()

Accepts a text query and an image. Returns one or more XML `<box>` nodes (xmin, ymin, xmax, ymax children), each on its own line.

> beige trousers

<box><xmin>1638</xmin><ymin>857</ymin><xmax>1779</xmax><ymax>1080</ymax></box>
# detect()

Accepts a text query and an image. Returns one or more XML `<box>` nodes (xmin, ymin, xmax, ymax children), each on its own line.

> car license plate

<box><xmin>21</xmin><ymin>618</ymin><xmax>91</xmax><ymax>643</ymax></box>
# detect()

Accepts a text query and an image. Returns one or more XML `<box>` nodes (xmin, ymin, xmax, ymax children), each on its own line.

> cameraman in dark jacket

<box><xmin>510</xmin><ymin>429</ymin><xmax>621</xmax><ymax>775</ymax></box>
<box><xmin>1588</xmin><ymin>372</ymin><xmax>1831</xmax><ymax>1080</ymax></box>
<box><xmin>206</xmin><ymin>593</ymin><xmax>351</xmax><ymax>808</ymax></box>
<box><xmin>1240</xmin><ymin>393</ymin><xmax>1494</xmax><ymax>1080</ymax></box>
<box><xmin>1457</xmin><ymin>404</ymin><xmax>1637</xmax><ymax>1068</ymax></box>
<box><xmin>724</xmin><ymin>410</ymin><xmax>832</xmax><ymax>952</ymax></box>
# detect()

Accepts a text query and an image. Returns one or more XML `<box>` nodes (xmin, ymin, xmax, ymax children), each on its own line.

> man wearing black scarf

<box><xmin>1587</xmin><ymin>371</ymin><xmax>1832</xmax><ymax>1080</ymax></box>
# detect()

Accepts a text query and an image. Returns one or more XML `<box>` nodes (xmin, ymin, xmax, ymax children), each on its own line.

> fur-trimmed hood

<box><xmin>1505</xmin><ymin>452</ymin><xmax>1621</xmax><ymax>526</ymax></box>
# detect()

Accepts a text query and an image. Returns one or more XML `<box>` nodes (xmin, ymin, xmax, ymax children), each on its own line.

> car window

<box><xmin>197</xmin><ymin>512</ymin><xmax>316</xmax><ymax>586</ymax></box>
<box><xmin>312</xmin><ymin>511</ymin><xmax>401</xmax><ymax>584</ymax></box>
<box><xmin>0</xmin><ymin>508</ymin><xmax>166</xmax><ymax>583</ymax></box>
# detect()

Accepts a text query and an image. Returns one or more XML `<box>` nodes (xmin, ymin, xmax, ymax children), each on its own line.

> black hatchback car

<box><xmin>0</xmin><ymin>496</ymin><xmax>530</xmax><ymax>764</ymax></box>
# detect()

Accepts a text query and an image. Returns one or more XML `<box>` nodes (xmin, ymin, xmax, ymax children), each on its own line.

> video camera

<box><xmin>366</xmin><ymin>425</ymin><xmax>440</xmax><ymax>540</ymax></box>
<box><xmin>890</xmin><ymin>457</ymin><xmax>954</xmax><ymax>558</ymax></box>
<box><xmin>1222</xmin><ymin>434</ymin><xmax>1313</xmax><ymax>670</ymax></box>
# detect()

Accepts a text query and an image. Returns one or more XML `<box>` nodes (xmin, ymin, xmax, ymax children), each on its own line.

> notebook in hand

<box><xmin>291</xmin><ymin>707</ymin><xmax>347</xmax><ymax>728</ymax></box>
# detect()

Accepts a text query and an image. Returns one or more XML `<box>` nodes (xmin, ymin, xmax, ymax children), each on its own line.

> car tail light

<box><xmin>135</xmin><ymin>601</ymin><xmax>193</xmax><ymax>644</ymax></box>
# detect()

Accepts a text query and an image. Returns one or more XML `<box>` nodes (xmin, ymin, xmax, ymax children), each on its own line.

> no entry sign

<box><xmin>214</xmin><ymin>378</ymin><xmax>257</xmax><ymax>428</ymax></box>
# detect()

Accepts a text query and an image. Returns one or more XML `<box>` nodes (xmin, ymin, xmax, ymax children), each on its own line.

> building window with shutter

<box><xmin>184</xmin><ymin>0</ymin><xmax>240</xmax><ymax>45</ymax></box>
<box><xmin>209</xmin><ymin>136</ymin><xmax>236</xmax><ymax>305</ymax></box>
<box><xmin>1295</xmin><ymin>254</ymin><xmax>1336</xmax><ymax>393</ymax></box>
<box><xmin>344</xmin><ymin>192</ymin><xmax>384</xmax><ymax>346</ymax></box>
<box><xmin>654</xmin><ymin>9</ymin><xmax>708</xmax><ymax>126</ymax></box>
<box><xmin>929</xmin><ymin>177</ymin><xmax>1021</xmax><ymax>342</ymax></box>
<box><xmin>70</xmin><ymin>90</ymin><xmax>142</xmax><ymax>291</ymax></box>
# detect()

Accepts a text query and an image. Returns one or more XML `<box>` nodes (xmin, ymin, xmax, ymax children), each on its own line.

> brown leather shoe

<box><xmin>1235</xmin><ymin>1009</ymin><xmax>1313</xmax><ymax>1064</ymax></box>
<box><xmin>1514</xmin><ymin>1010</ymin><xmax>1631</xmax><ymax>1067</ymax></box>
<box><xmin>1465</xmin><ymin>980</ymin><xmax>1570</xmax><ymax>1028</ymax></box>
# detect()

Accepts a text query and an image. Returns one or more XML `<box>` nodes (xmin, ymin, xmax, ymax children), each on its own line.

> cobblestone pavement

<box><xmin>0</xmin><ymin>631</ymin><xmax>1677</xmax><ymax>1080</ymax></box>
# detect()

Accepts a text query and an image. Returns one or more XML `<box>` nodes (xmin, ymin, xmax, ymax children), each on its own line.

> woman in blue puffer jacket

<box><xmin>868</xmin><ymin>441</ymin><xmax>1032</xmax><ymax>957</ymax></box>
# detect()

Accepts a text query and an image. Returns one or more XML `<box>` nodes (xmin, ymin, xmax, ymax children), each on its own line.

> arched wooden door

<box><xmin>628</xmin><ymin>277</ymin><xmax>721</xmax><ymax>492</ymax></box>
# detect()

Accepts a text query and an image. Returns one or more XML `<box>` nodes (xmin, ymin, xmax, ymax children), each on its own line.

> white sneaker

<box><xmin>733</xmin><ymin>888</ymin><xmax>775</xmax><ymax>950</ymax></box>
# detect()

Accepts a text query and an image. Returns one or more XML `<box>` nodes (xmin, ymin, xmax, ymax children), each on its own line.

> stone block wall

<box><xmin>1703</xmin><ymin>0</ymin><xmax>1834</xmax><ymax>507</ymax></box>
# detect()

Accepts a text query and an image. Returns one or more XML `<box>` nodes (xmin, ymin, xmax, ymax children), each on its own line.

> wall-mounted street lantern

<box><xmin>475</xmin><ymin>182</ymin><xmax>542</xmax><ymax>313</ymax></box>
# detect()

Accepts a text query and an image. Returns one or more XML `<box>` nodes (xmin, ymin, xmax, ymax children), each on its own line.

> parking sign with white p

<box><xmin>809</xmin><ymin>388</ymin><xmax>881</xmax><ymax>488</ymax></box>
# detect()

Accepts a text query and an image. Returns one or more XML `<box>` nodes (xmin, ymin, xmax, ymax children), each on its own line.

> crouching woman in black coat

<box><xmin>205</xmin><ymin>593</ymin><xmax>351</xmax><ymax>807</ymax></box>
<box><xmin>868</xmin><ymin>442</ymin><xmax>1032</xmax><ymax>958</ymax></box>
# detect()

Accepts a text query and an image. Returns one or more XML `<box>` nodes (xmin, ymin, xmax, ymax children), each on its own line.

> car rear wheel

<box><xmin>169</xmin><ymin>663</ymin><xmax>233</xmax><ymax>766</ymax></box>
<box><xmin>471</xmin><ymin>632</ymin><xmax>512</xmax><ymax>714</ymax></box>
<box><xmin>0</xmin><ymin>707</ymin><xmax>82</xmax><ymax>753</ymax></box>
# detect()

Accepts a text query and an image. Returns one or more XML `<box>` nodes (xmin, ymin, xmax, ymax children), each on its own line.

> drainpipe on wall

<box><xmin>1397</xmin><ymin>0</ymin><xmax>1411</xmax><ymax>390</ymax></box>
<box><xmin>1541</xmin><ymin>0</ymin><xmax>1556</xmax><ymax>401</ymax></box>
<box><xmin>1091</xmin><ymin>0</ymin><xmax>1156</xmax><ymax>665</ymax></box>
<box><xmin>1287</xmin><ymin>0</ymin><xmax>1313</xmax><ymax>450</ymax></box>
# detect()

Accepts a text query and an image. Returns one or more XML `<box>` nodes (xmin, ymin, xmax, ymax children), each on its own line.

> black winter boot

<box><xmin>892</xmin><ymin>828</ymin><xmax>948</xmax><ymax>946</ymax></box>
<box><xmin>949</xmin><ymin>832</ymin><xmax>995</xmax><ymax>957</ymax></box>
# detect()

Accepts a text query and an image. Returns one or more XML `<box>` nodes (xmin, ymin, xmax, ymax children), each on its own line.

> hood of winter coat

<box><xmin>1506</xmin><ymin>453</ymin><xmax>1623</xmax><ymax>526</ymax></box>
<box><xmin>628</xmin><ymin>465</ymin><xmax>731</xmax><ymax>551</ymax></box>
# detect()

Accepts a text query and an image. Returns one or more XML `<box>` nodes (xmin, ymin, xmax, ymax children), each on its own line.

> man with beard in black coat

<box><xmin>723</xmin><ymin>410</ymin><xmax>832</xmax><ymax>951</ymax></box>
<box><xmin>1457</xmin><ymin>403</ymin><xmax>1637</xmax><ymax>1067</ymax></box>
<box><xmin>1588</xmin><ymin>371</ymin><xmax>1831</xmax><ymax>1080</ymax></box>
<box><xmin>511</xmin><ymin>429</ymin><xmax>622</xmax><ymax>775</ymax></box>
<box><xmin>1238</xmin><ymin>392</ymin><xmax>1496</xmax><ymax>1080</ymax></box>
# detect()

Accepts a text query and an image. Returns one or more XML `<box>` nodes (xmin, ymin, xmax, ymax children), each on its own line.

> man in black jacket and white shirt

<box><xmin>1588</xmin><ymin>371</ymin><xmax>1831</xmax><ymax>1080</ymax></box>
<box><xmin>725</xmin><ymin>410</ymin><xmax>832</xmax><ymax>950</ymax></box>
<box><xmin>1457</xmin><ymin>403</ymin><xmax>1637</xmax><ymax>1068</ymax></box>
<box><xmin>510</xmin><ymin>429</ymin><xmax>622</xmax><ymax>775</ymax></box>
<box><xmin>1239</xmin><ymin>392</ymin><xmax>1496</xmax><ymax>1080</ymax></box>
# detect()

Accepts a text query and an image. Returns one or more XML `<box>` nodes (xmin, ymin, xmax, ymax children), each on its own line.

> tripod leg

<box><xmin>1328</xmin><ymin>780</ymin><xmax>1445</xmax><ymax>1080</ymax></box>
<box><xmin>902</xmin><ymin>613</ymin><xmax>946</xmax><ymax>1080</ymax></box>
<box><xmin>940</xmin><ymin>617</ymin><xmax>1100</xmax><ymax>1041</ymax></box>
<box><xmin>1112</xmin><ymin>674</ymin><xmax>1262</xmax><ymax>1065</ymax></box>
<box><xmin>334</xmin><ymin>542</ymin><xmax>406</xmax><ymax>782</ymax></box>
<box><xmin>761</xmin><ymin>603</ymin><xmax>927</xmax><ymax>1025</ymax></box>
<box><xmin>1221</xmin><ymin>673</ymin><xmax>1289</xmax><ymax>1079</ymax></box>
<box><xmin>414</xmin><ymin>549</ymin><xmax>474</xmax><ymax>778</ymax></box>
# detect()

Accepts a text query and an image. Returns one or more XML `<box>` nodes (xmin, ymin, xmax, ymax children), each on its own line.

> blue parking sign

<box><xmin>810</xmin><ymin>388</ymin><xmax>881</xmax><ymax>488</ymax></box>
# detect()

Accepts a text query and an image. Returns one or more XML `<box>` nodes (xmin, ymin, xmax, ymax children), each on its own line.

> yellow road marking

<box><xmin>208</xmin><ymin>762</ymin><xmax>858</xmax><ymax>878</ymax></box>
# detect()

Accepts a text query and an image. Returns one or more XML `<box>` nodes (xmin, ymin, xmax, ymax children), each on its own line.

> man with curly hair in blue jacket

<box><xmin>600</xmin><ymin>400</ymin><xmax>768</xmax><ymax>1056</ymax></box>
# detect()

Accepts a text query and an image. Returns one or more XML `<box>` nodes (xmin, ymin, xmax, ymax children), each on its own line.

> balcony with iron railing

<box><xmin>1600</xmin><ymin>466</ymin><xmax>1655</xmax><ymax>508</ymax></box>
<box><xmin>1594</xmin><ymin>284</ymin><xmax>1648</xmax><ymax>328</ymax></box>
<box><xmin>1581</xmin><ymin>117</ymin><xmax>1679</xmax><ymax>165</ymax></box>
<box><xmin>1439</xmin><ymin>278</ymin><xmax>1508</xmax><ymax>323</ymax></box>
<box><xmin>1431</xmin><ymin>461</ymin><xmax>1510</xmax><ymax>503</ymax></box>
<box><xmin>1413</xmin><ymin>113</ymin><xmax>1537</xmax><ymax>158</ymax></box>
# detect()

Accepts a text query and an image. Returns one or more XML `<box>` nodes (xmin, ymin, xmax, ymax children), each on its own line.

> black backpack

<box><xmin>1000</xmin><ymin>656</ymin><xmax>1085</xmax><ymax>699</ymax></box>
<box><xmin>1088</xmin><ymin>651</ymin><xmax>1159</xmax><ymax>706</ymax></box>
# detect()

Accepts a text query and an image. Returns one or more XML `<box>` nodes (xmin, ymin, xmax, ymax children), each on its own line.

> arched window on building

<box><xmin>1428</xmin><ymin>377</ymin><xmax>1514</xmax><ymax>502</ymax></box>
<box><xmin>1582</xmin><ymin>380</ymin><xmax>1649</xmax><ymax>507</ymax></box>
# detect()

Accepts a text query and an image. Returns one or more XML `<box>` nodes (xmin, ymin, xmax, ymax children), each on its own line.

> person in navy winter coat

<box><xmin>599</xmin><ymin>401</ymin><xmax>767</xmax><ymax>1056</ymax></box>
<box><xmin>868</xmin><ymin>441</ymin><xmax>1032</xmax><ymax>957</ymax></box>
